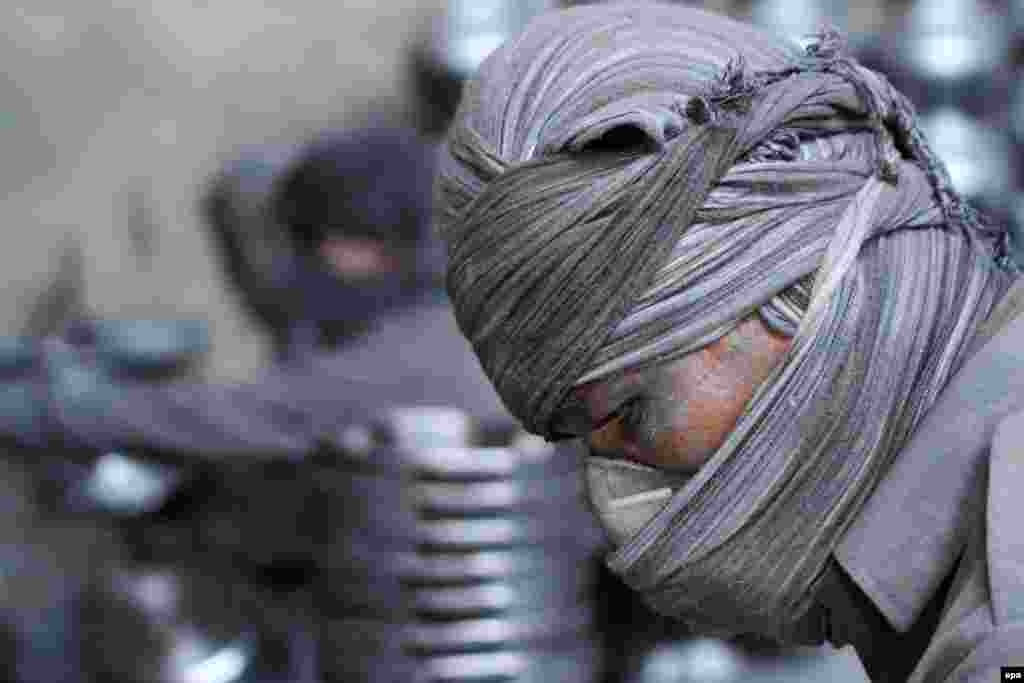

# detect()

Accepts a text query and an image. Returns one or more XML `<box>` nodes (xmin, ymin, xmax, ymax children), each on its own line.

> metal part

<box><xmin>395</xmin><ymin>548</ymin><xmax>596</xmax><ymax>585</ymax></box>
<box><xmin>326</xmin><ymin>604</ymin><xmax>594</xmax><ymax>656</ymax></box>
<box><xmin>631</xmin><ymin>639</ymin><xmax>747</xmax><ymax>683</ymax></box>
<box><xmin>749</xmin><ymin>0</ymin><xmax>852</xmax><ymax>48</ymax></box>
<box><xmin>901</xmin><ymin>0</ymin><xmax>1009</xmax><ymax>82</ymax></box>
<box><xmin>432</xmin><ymin>0</ymin><xmax>555</xmax><ymax>80</ymax></box>
<box><xmin>414</xmin><ymin>643</ymin><xmax>602</xmax><ymax>683</ymax></box>
<box><xmin>69</xmin><ymin>318</ymin><xmax>210</xmax><ymax>378</ymax></box>
<box><xmin>83</xmin><ymin>451</ymin><xmax>182</xmax><ymax>516</ymax></box>
<box><xmin>86</xmin><ymin>563</ymin><xmax>316</xmax><ymax>683</ymax></box>
<box><xmin>315</xmin><ymin>410</ymin><xmax>603</xmax><ymax>681</ymax></box>
<box><xmin>378</xmin><ymin>406</ymin><xmax>475</xmax><ymax>448</ymax></box>
<box><xmin>409</xmin><ymin>572</ymin><xmax>594</xmax><ymax>618</ymax></box>
<box><xmin>919</xmin><ymin>108</ymin><xmax>1013</xmax><ymax>204</ymax></box>
<box><xmin>405</xmin><ymin>603</ymin><xmax>595</xmax><ymax>653</ymax></box>
<box><xmin>0</xmin><ymin>336</ymin><xmax>40</xmax><ymax>376</ymax></box>
<box><xmin>402</xmin><ymin>445</ymin><xmax>579</xmax><ymax>480</ymax></box>
<box><xmin>167</xmin><ymin>632</ymin><xmax>255</xmax><ymax>683</ymax></box>
<box><xmin>413</xmin><ymin>512</ymin><xmax>597</xmax><ymax>550</ymax></box>
<box><xmin>323</xmin><ymin>544</ymin><xmax>597</xmax><ymax>590</ymax></box>
<box><xmin>412</xmin><ymin>471</ymin><xmax>585</xmax><ymax>515</ymax></box>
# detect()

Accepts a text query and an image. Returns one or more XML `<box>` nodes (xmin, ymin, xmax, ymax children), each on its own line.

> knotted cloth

<box><xmin>436</xmin><ymin>2</ymin><xmax>1018</xmax><ymax>640</ymax></box>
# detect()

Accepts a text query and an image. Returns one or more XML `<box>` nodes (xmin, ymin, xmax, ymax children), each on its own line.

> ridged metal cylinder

<box><xmin>314</xmin><ymin>405</ymin><xmax>606</xmax><ymax>682</ymax></box>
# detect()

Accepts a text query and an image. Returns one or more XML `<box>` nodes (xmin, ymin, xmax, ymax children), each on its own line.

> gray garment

<box><xmin>51</xmin><ymin>299</ymin><xmax>510</xmax><ymax>459</ymax></box>
<box><xmin>835</xmin><ymin>290</ymin><xmax>1024</xmax><ymax>680</ymax></box>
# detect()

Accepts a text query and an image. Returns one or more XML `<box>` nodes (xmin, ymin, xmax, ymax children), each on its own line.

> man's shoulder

<box><xmin>905</xmin><ymin>409</ymin><xmax>1024</xmax><ymax>681</ymax></box>
<box><xmin>309</xmin><ymin>298</ymin><xmax>509</xmax><ymax>422</ymax></box>
<box><xmin>986</xmin><ymin>412</ymin><xmax>1024</xmax><ymax>627</ymax></box>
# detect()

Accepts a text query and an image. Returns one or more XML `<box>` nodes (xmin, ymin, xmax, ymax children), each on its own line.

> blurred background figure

<box><xmin>0</xmin><ymin>1</ymin><xmax>444</xmax><ymax>379</ymax></box>
<box><xmin>205</xmin><ymin>125</ymin><xmax>446</xmax><ymax>362</ymax></box>
<box><xmin>0</xmin><ymin>2</ymin><xmax>532</xmax><ymax>679</ymax></box>
<box><xmin>0</xmin><ymin>4</ymin><xmax>453</xmax><ymax>682</ymax></box>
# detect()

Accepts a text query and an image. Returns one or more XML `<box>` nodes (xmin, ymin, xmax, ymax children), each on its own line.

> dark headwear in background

<box><xmin>275</xmin><ymin>126</ymin><xmax>436</xmax><ymax>251</ymax></box>
<box><xmin>204</xmin><ymin>126</ymin><xmax>444</xmax><ymax>359</ymax></box>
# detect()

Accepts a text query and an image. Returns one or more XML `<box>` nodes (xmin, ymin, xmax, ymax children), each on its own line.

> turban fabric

<box><xmin>436</xmin><ymin>2</ymin><xmax>1017</xmax><ymax>640</ymax></box>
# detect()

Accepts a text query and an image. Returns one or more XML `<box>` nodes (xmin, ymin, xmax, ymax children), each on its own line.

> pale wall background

<box><xmin>1</xmin><ymin>1</ymin><xmax>441</xmax><ymax>380</ymax></box>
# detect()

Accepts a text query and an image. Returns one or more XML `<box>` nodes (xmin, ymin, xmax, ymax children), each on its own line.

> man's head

<box><xmin>274</xmin><ymin>124</ymin><xmax>440</xmax><ymax>288</ymax></box>
<box><xmin>275</xmin><ymin>126</ymin><xmax>434</xmax><ymax>266</ymax></box>
<box><xmin>435</xmin><ymin>2</ymin><xmax>1015</xmax><ymax>641</ymax></box>
<box><xmin>205</xmin><ymin>126</ymin><xmax>442</xmax><ymax>355</ymax></box>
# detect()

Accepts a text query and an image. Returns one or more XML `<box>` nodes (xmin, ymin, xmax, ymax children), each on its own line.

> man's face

<box><xmin>319</xmin><ymin>237</ymin><xmax>403</xmax><ymax>282</ymax></box>
<box><xmin>554</xmin><ymin>315</ymin><xmax>792</xmax><ymax>472</ymax></box>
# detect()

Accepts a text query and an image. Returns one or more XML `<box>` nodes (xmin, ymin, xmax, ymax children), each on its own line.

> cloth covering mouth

<box><xmin>437</xmin><ymin>1</ymin><xmax>1017</xmax><ymax>640</ymax></box>
<box><xmin>586</xmin><ymin>456</ymin><xmax>691</xmax><ymax>548</ymax></box>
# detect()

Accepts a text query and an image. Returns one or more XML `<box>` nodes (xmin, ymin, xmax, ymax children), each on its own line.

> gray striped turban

<box><xmin>436</xmin><ymin>2</ymin><xmax>1017</xmax><ymax>640</ymax></box>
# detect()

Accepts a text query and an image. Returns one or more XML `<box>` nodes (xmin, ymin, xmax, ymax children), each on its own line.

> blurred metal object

<box><xmin>0</xmin><ymin>338</ymin><xmax>46</xmax><ymax>442</ymax></box>
<box><xmin>378</xmin><ymin>405</ymin><xmax>475</xmax><ymax>448</ymax></box>
<box><xmin>167</xmin><ymin>632</ymin><xmax>255</xmax><ymax>683</ymax></box>
<box><xmin>402</xmin><ymin>445</ymin><xmax>573</xmax><ymax>479</ymax></box>
<box><xmin>742</xmin><ymin>644</ymin><xmax>869</xmax><ymax>682</ymax></box>
<box><xmin>320</xmin><ymin>609</ymin><xmax>595</xmax><ymax>661</ymax></box>
<box><xmin>434</xmin><ymin>0</ymin><xmax>555</xmax><ymax>80</ymax></box>
<box><xmin>412</xmin><ymin>471</ymin><xmax>585</xmax><ymax>515</ymax></box>
<box><xmin>863</xmin><ymin>0</ymin><xmax>1015</xmax><ymax>123</ymax></box>
<box><xmin>747</xmin><ymin>0</ymin><xmax>895</xmax><ymax>54</ymax></box>
<box><xmin>84</xmin><ymin>564</ymin><xmax>313</xmax><ymax>683</ymax></box>
<box><xmin>749</xmin><ymin>0</ymin><xmax>850</xmax><ymax>48</ymax></box>
<box><xmin>415</xmin><ymin>645</ymin><xmax>600</xmax><ymax>683</ymax></box>
<box><xmin>0</xmin><ymin>336</ymin><xmax>40</xmax><ymax>377</ymax></box>
<box><xmin>901</xmin><ymin>0</ymin><xmax>1009</xmax><ymax>82</ymax></box>
<box><xmin>919</xmin><ymin>107</ymin><xmax>1014</xmax><ymax>208</ymax></box>
<box><xmin>415</xmin><ymin>513</ymin><xmax>595</xmax><ymax>549</ymax></box>
<box><xmin>335</xmin><ymin>423</ymin><xmax>375</xmax><ymax>459</ymax></box>
<box><xmin>316</xmin><ymin>409</ymin><xmax>604</xmax><ymax>682</ymax></box>
<box><xmin>31</xmin><ymin>318</ymin><xmax>209</xmax><ymax>466</ymax></box>
<box><xmin>83</xmin><ymin>566</ymin><xmax>245</xmax><ymax>683</ymax></box>
<box><xmin>855</xmin><ymin>0</ymin><xmax>1019</xmax><ymax>279</ymax></box>
<box><xmin>83</xmin><ymin>451</ymin><xmax>182</xmax><ymax>516</ymax></box>
<box><xmin>396</xmin><ymin>548</ymin><xmax>591</xmax><ymax>584</ymax></box>
<box><xmin>64</xmin><ymin>318</ymin><xmax>210</xmax><ymax>380</ymax></box>
<box><xmin>508</xmin><ymin>429</ymin><xmax>559</xmax><ymax>462</ymax></box>
<box><xmin>93</xmin><ymin>319</ymin><xmax>209</xmax><ymax>378</ymax></box>
<box><xmin>409</xmin><ymin>573</ymin><xmax>592</xmax><ymax>617</ymax></box>
<box><xmin>632</xmin><ymin>639</ymin><xmax>747</xmax><ymax>683</ymax></box>
<box><xmin>406</xmin><ymin>603</ymin><xmax>595</xmax><ymax>652</ymax></box>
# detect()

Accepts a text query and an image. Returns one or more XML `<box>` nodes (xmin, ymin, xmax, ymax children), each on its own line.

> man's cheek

<box><xmin>653</xmin><ymin>427</ymin><xmax>709</xmax><ymax>471</ymax></box>
<box><xmin>588</xmin><ymin>417</ymin><xmax>626</xmax><ymax>455</ymax></box>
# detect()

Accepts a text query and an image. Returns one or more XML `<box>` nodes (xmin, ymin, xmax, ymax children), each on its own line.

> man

<box><xmin>207</xmin><ymin>126</ymin><xmax>447</xmax><ymax>361</ymax></box>
<box><xmin>8</xmin><ymin>125</ymin><xmax>506</xmax><ymax>459</ymax></box>
<box><xmin>434</xmin><ymin>3</ymin><xmax>1023</xmax><ymax>680</ymax></box>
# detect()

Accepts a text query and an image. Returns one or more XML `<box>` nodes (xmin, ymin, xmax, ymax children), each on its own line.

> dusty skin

<box><xmin>570</xmin><ymin>315</ymin><xmax>792</xmax><ymax>471</ymax></box>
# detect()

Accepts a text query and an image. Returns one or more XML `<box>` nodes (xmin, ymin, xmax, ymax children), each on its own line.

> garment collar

<box><xmin>835</xmin><ymin>279</ymin><xmax>1024</xmax><ymax>631</ymax></box>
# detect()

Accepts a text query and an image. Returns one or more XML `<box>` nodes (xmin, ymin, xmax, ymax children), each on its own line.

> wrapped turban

<box><xmin>436</xmin><ymin>2</ymin><xmax>1017</xmax><ymax>640</ymax></box>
